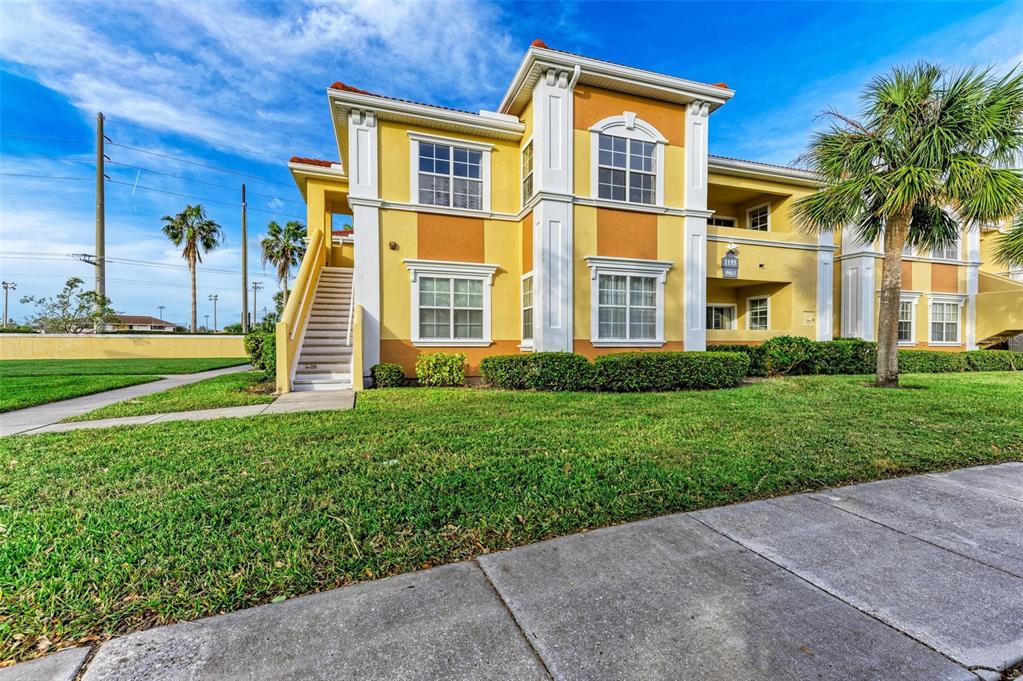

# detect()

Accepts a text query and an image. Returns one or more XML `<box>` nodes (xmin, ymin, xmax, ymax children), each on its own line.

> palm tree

<box><xmin>793</xmin><ymin>63</ymin><xmax>1023</xmax><ymax>387</ymax></box>
<box><xmin>260</xmin><ymin>220</ymin><xmax>307</xmax><ymax>305</ymax></box>
<box><xmin>994</xmin><ymin>214</ymin><xmax>1023</xmax><ymax>267</ymax></box>
<box><xmin>161</xmin><ymin>205</ymin><xmax>224</xmax><ymax>332</ymax></box>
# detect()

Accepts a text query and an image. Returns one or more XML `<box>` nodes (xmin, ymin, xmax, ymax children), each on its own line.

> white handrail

<box><xmin>345</xmin><ymin>276</ymin><xmax>355</xmax><ymax>346</ymax></box>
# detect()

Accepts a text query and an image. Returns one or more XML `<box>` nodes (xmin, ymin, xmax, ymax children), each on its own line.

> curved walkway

<box><xmin>0</xmin><ymin>365</ymin><xmax>251</xmax><ymax>436</ymax></box>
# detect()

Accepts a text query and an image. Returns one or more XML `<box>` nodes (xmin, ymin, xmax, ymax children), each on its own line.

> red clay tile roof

<box><xmin>531</xmin><ymin>39</ymin><xmax>549</xmax><ymax>48</ymax></box>
<box><xmin>330</xmin><ymin>81</ymin><xmax>374</xmax><ymax>96</ymax></box>
<box><xmin>327</xmin><ymin>81</ymin><xmax>476</xmax><ymax>115</ymax></box>
<box><xmin>333</xmin><ymin>228</ymin><xmax>354</xmax><ymax>237</ymax></box>
<box><xmin>289</xmin><ymin>156</ymin><xmax>334</xmax><ymax>168</ymax></box>
<box><xmin>710</xmin><ymin>82</ymin><xmax>729</xmax><ymax>89</ymax></box>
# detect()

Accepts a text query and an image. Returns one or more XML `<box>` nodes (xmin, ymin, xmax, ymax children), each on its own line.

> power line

<box><xmin>0</xmin><ymin>172</ymin><xmax>92</xmax><ymax>181</ymax></box>
<box><xmin>1</xmin><ymin>252</ymin><xmax>280</xmax><ymax>278</ymax></box>
<box><xmin>106</xmin><ymin>160</ymin><xmax>304</xmax><ymax>204</ymax></box>
<box><xmin>106</xmin><ymin>141</ymin><xmax>294</xmax><ymax>188</ymax></box>
<box><xmin>0</xmin><ymin>133</ymin><xmax>91</xmax><ymax>144</ymax></box>
<box><xmin>104</xmin><ymin>178</ymin><xmax>305</xmax><ymax>219</ymax></box>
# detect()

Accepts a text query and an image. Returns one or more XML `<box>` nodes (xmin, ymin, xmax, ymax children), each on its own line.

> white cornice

<box><xmin>707</xmin><ymin>234</ymin><xmax>835</xmax><ymax>253</ymax></box>
<box><xmin>708</xmin><ymin>156</ymin><xmax>821</xmax><ymax>187</ymax></box>
<box><xmin>500</xmin><ymin>47</ymin><xmax>734</xmax><ymax>116</ymax></box>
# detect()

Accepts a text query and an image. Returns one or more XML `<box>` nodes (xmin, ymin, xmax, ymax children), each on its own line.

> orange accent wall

<box><xmin>572</xmin><ymin>340</ymin><xmax>685</xmax><ymax>359</ymax></box>
<box><xmin>380</xmin><ymin>339</ymin><xmax>523</xmax><ymax>377</ymax></box>
<box><xmin>522</xmin><ymin>211</ymin><xmax>533</xmax><ymax>273</ymax></box>
<box><xmin>573</xmin><ymin>85</ymin><xmax>685</xmax><ymax>146</ymax></box>
<box><xmin>901</xmin><ymin>261</ymin><xmax>912</xmax><ymax>289</ymax></box>
<box><xmin>931</xmin><ymin>263</ymin><xmax>959</xmax><ymax>293</ymax></box>
<box><xmin>417</xmin><ymin>214</ymin><xmax>485</xmax><ymax>262</ymax></box>
<box><xmin>596</xmin><ymin>208</ymin><xmax>658</xmax><ymax>260</ymax></box>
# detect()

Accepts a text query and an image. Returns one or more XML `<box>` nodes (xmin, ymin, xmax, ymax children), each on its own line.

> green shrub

<box><xmin>415</xmin><ymin>352</ymin><xmax>466</xmax><ymax>387</ymax></box>
<box><xmin>528</xmin><ymin>352</ymin><xmax>595</xmax><ymax>391</ymax></box>
<box><xmin>593</xmin><ymin>351</ymin><xmax>749</xmax><ymax>392</ymax></box>
<box><xmin>260</xmin><ymin>333</ymin><xmax>277</xmax><ymax>379</ymax></box>
<box><xmin>964</xmin><ymin>350</ymin><xmax>1020</xmax><ymax>372</ymax></box>
<box><xmin>711</xmin><ymin>344</ymin><xmax>767</xmax><ymax>376</ymax></box>
<box><xmin>762</xmin><ymin>335</ymin><xmax>820</xmax><ymax>376</ymax></box>
<box><xmin>479</xmin><ymin>354</ymin><xmax>532</xmax><ymax>389</ymax></box>
<box><xmin>897</xmin><ymin>349</ymin><xmax>966</xmax><ymax>373</ymax></box>
<box><xmin>816</xmin><ymin>339</ymin><xmax>877</xmax><ymax>375</ymax></box>
<box><xmin>371</xmin><ymin>363</ymin><xmax>406</xmax><ymax>387</ymax></box>
<box><xmin>243</xmin><ymin>331</ymin><xmax>266</xmax><ymax>369</ymax></box>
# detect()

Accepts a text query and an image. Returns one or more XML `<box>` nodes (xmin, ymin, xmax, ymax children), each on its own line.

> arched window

<box><xmin>589</xmin><ymin>113</ymin><xmax>667</xmax><ymax>206</ymax></box>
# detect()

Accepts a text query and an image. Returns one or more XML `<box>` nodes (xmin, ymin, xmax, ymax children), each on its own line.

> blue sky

<box><xmin>1</xmin><ymin>0</ymin><xmax>1020</xmax><ymax>326</ymax></box>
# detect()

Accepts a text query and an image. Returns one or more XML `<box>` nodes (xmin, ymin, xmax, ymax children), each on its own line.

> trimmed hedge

<box><xmin>711</xmin><ymin>344</ymin><xmax>767</xmax><ymax>377</ymax></box>
<box><xmin>964</xmin><ymin>350</ymin><xmax>1020</xmax><ymax>372</ymax></box>
<box><xmin>816</xmin><ymin>338</ymin><xmax>876</xmax><ymax>375</ymax></box>
<box><xmin>260</xmin><ymin>333</ymin><xmax>277</xmax><ymax>380</ymax></box>
<box><xmin>371</xmin><ymin>363</ymin><xmax>406</xmax><ymax>387</ymax></box>
<box><xmin>244</xmin><ymin>332</ymin><xmax>269</xmax><ymax>370</ymax></box>
<box><xmin>415</xmin><ymin>352</ymin><xmax>466</xmax><ymax>387</ymax></box>
<box><xmin>480</xmin><ymin>352</ymin><xmax>594</xmax><ymax>391</ymax></box>
<box><xmin>593</xmin><ymin>351</ymin><xmax>750</xmax><ymax>392</ymax></box>
<box><xmin>761</xmin><ymin>336</ymin><xmax>820</xmax><ymax>376</ymax></box>
<box><xmin>897</xmin><ymin>349</ymin><xmax>968</xmax><ymax>373</ymax></box>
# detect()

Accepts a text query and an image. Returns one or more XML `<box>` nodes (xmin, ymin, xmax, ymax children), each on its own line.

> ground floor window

<box><xmin>585</xmin><ymin>255</ymin><xmax>672</xmax><ymax>346</ymax></box>
<box><xmin>747</xmin><ymin>296</ymin><xmax>769</xmax><ymax>330</ymax></box>
<box><xmin>706</xmin><ymin>305</ymin><xmax>736</xmax><ymax>330</ymax></box>
<box><xmin>898</xmin><ymin>299</ymin><xmax>917</xmax><ymax>343</ymax></box>
<box><xmin>521</xmin><ymin>274</ymin><xmax>533</xmax><ymax>343</ymax></box>
<box><xmin>930</xmin><ymin>301</ymin><xmax>960</xmax><ymax>343</ymax></box>
<box><xmin>404</xmin><ymin>259</ymin><xmax>497</xmax><ymax>346</ymax></box>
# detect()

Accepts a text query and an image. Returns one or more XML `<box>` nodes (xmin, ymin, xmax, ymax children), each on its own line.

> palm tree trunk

<box><xmin>190</xmin><ymin>255</ymin><xmax>198</xmax><ymax>333</ymax></box>
<box><xmin>876</xmin><ymin>210</ymin><xmax>911</xmax><ymax>387</ymax></box>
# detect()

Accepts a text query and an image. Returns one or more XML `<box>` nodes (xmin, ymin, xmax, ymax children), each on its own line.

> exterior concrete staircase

<box><xmin>293</xmin><ymin>267</ymin><xmax>354</xmax><ymax>392</ymax></box>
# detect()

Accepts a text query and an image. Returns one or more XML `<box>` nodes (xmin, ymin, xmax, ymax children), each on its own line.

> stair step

<box><xmin>297</xmin><ymin>361</ymin><xmax>351</xmax><ymax>371</ymax></box>
<box><xmin>302</xmin><ymin>341</ymin><xmax>354</xmax><ymax>350</ymax></box>
<box><xmin>306</xmin><ymin>333</ymin><xmax>349</xmax><ymax>341</ymax></box>
<box><xmin>295</xmin><ymin>371</ymin><xmax>353</xmax><ymax>381</ymax></box>
<box><xmin>292</xmin><ymin>382</ymin><xmax>352</xmax><ymax>392</ymax></box>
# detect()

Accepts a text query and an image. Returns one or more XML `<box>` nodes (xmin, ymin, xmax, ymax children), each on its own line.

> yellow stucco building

<box><xmin>277</xmin><ymin>40</ymin><xmax>1023</xmax><ymax>392</ymax></box>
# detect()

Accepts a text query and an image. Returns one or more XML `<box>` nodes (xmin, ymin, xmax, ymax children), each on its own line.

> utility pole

<box><xmin>241</xmin><ymin>183</ymin><xmax>249</xmax><ymax>333</ymax></box>
<box><xmin>208</xmin><ymin>294</ymin><xmax>218</xmax><ymax>332</ymax></box>
<box><xmin>251</xmin><ymin>281</ymin><xmax>262</xmax><ymax>326</ymax></box>
<box><xmin>2</xmin><ymin>281</ymin><xmax>16</xmax><ymax>327</ymax></box>
<box><xmin>158</xmin><ymin>304</ymin><xmax>166</xmax><ymax>321</ymax></box>
<box><xmin>95</xmin><ymin>112</ymin><xmax>106</xmax><ymax>305</ymax></box>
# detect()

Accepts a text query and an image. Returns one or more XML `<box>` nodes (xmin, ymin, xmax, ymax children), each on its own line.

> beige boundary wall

<box><xmin>0</xmin><ymin>334</ymin><xmax>246</xmax><ymax>360</ymax></box>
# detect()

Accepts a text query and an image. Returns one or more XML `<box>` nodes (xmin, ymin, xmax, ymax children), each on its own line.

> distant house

<box><xmin>104</xmin><ymin>315</ymin><xmax>176</xmax><ymax>332</ymax></box>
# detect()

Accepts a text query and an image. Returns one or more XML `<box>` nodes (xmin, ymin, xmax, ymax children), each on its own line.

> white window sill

<box><xmin>517</xmin><ymin>342</ymin><xmax>534</xmax><ymax>351</ymax></box>
<box><xmin>591</xmin><ymin>339</ymin><xmax>665</xmax><ymax>348</ymax></box>
<box><xmin>412</xmin><ymin>202</ymin><xmax>489</xmax><ymax>217</ymax></box>
<box><xmin>898</xmin><ymin>341</ymin><xmax>917</xmax><ymax>346</ymax></box>
<box><xmin>928</xmin><ymin>341</ymin><xmax>962</xmax><ymax>346</ymax></box>
<box><xmin>412</xmin><ymin>340</ymin><xmax>492</xmax><ymax>347</ymax></box>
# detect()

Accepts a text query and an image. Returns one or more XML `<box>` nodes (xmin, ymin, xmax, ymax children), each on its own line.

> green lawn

<box><xmin>66</xmin><ymin>371</ymin><xmax>276</xmax><ymax>421</ymax></box>
<box><xmin>2</xmin><ymin>373</ymin><xmax>1021</xmax><ymax>662</ymax></box>
<box><xmin>0</xmin><ymin>375</ymin><xmax>160</xmax><ymax>413</ymax></box>
<box><xmin>0</xmin><ymin>357</ymin><xmax>248</xmax><ymax>377</ymax></box>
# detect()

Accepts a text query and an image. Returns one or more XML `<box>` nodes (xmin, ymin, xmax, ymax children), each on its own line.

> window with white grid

<box><xmin>898</xmin><ymin>300</ymin><xmax>914</xmax><ymax>342</ymax></box>
<box><xmin>417</xmin><ymin>141</ymin><xmax>484</xmax><ymax>210</ymax></box>
<box><xmin>747</xmin><ymin>204</ymin><xmax>770</xmax><ymax>231</ymax></box>
<box><xmin>521</xmin><ymin>141</ymin><xmax>534</xmax><ymax>204</ymax></box>
<box><xmin>747</xmin><ymin>297</ymin><xmax>769</xmax><ymax>330</ymax></box>
<box><xmin>418</xmin><ymin>277</ymin><xmax>484</xmax><ymax>340</ymax></box>
<box><xmin>931</xmin><ymin>239</ymin><xmax>959</xmax><ymax>260</ymax></box>
<box><xmin>597</xmin><ymin>133</ymin><xmax>656</xmax><ymax>205</ymax></box>
<box><xmin>597</xmin><ymin>274</ymin><xmax>656</xmax><ymax>340</ymax></box>
<box><xmin>930</xmin><ymin>301</ymin><xmax>960</xmax><ymax>343</ymax></box>
<box><xmin>521</xmin><ymin>275</ymin><xmax>534</xmax><ymax>342</ymax></box>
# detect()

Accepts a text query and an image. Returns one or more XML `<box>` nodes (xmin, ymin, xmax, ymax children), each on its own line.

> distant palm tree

<box><xmin>793</xmin><ymin>63</ymin><xmax>1023</xmax><ymax>387</ymax></box>
<box><xmin>161</xmin><ymin>204</ymin><xmax>224</xmax><ymax>332</ymax></box>
<box><xmin>995</xmin><ymin>214</ymin><xmax>1023</xmax><ymax>267</ymax></box>
<box><xmin>261</xmin><ymin>220</ymin><xmax>307</xmax><ymax>305</ymax></box>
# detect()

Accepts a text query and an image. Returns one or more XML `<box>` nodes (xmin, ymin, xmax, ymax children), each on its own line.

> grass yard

<box><xmin>0</xmin><ymin>375</ymin><xmax>160</xmax><ymax>413</ymax></box>
<box><xmin>66</xmin><ymin>371</ymin><xmax>276</xmax><ymax>421</ymax></box>
<box><xmin>0</xmin><ymin>357</ymin><xmax>248</xmax><ymax>377</ymax></box>
<box><xmin>2</xmin><ymin>372</ymin><xmax>1021</xmax><ymax>662</ymax></box>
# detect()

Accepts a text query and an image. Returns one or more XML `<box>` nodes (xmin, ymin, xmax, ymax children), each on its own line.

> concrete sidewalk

<box><xmin>0</xmin><ymin>365</ymin><xmax>251</xmax><ymax>436</ymax></box>
<box><xmin>6</xmin><ymin>463</ymin><xmax>1021</xmax><ymax>681</ymax></box>
<box><xmin>2</xmin><ymin>370</ymin><xmax>354</xmax><ymax>436</ymax></box>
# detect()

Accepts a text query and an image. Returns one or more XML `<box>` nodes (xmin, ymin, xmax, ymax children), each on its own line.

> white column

<box><xmin>838</xmin><ymin>229</ymin><xmax>877</xmax><ymax>340</ymax></box>
<box><xmin>816</xmin><ymin>231</ymin><xmax>834</xmax><ymax>341</ymax></box>
<box><xmin>683</xmin><ymin>100</ymin><xmax>710</xmax><ymax>351</ymax></box>
<box><xmin>348</xmin><ymin>108</ymin><xmax>380</xmax><ymax>379</ymax></box>
<box><xmin>965</xmin><ymin>228</ymin><xmax>980</xmax><ymax>349</ymax></box>
<box><xmin>531</xmin><ymin>67</ymin><xmax>575</xmax><ymax>352</ymax></box>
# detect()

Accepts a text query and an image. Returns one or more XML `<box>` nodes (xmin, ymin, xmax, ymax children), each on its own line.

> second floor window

<box><xmin>522</xmin><ymin>141</ymin><xmax>534</xmax><ymax>204</ymax></box>
<box><xmin>747</xmin><ymin>204</ymin><xmax>770</xmax><ymax>231</ymax></box>
<box><xmin>597</xmin><ymin>133</ymin><xmax>656</xmax><ymax>204</ymax></box>
<box><xmin>932</xmin><ymin>240</ymin><xmax>959</xmax><ymax>260</ymax></box>
<box><xmin>418</xmin><ymin>142</ymin><xmax>482</xmax><ymax>210</ymax></box>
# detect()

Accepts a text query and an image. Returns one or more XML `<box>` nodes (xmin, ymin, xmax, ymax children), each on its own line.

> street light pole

<box><xmin>1</xmin><ymin>281</ymin><xmax>16</xmax><ymax>327</ymax></box>
<box><xmin>251</xmin><ymin>281</ymin><xmax>262</xmax><ymax>326</ymax></box>
<box><xmin>158</xmin><ymin>304</ymin><xmax>166</xmax><ymax>321</ymax></box>
<box><xmin>208</xmin><ymin>294</ymin><xmax>218</xmax><ymax>332</ymax></box>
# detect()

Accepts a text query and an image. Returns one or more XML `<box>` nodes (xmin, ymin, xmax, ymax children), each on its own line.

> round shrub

<box><xmin>260</xmin><ymin>332</ymin><xmax>277</xmax><ymax>380</ymax></box>
<box><xmin>593</xmin><ymin>351</ymin><xmax>749</xmax><ymax>392</ymax></box>
<box><xmin>897</xmin><ymin>350</ymin><xmax>967</xmax><ymax>373</ymax></box>
<box><xmin>711</xmin><ymin>344</ymin><xmax>767</xmax><ymax>376</ymax></box>
<box><xmin>244</xmin><ymin>331</ymin><xmax>266</xmax><ymax>370</ymax></box>
<box><xmin>415</xmin><ymin>352</ymin><xmax>466</xmax><ymax>387</ymax></box>
<box><xmin>761</xmin><ymin>335</ymin><xmax>819</xmax><ymax>375</ymax></box>
<box><xmin>964</xmin><ymin>350</ymin><xmax>1020</xmax><ymax>372</ymax></box>
<box><xmin>371</xmin><ymin>363</ymin><xmax>406</xmax><ymax>387</ymax></box>
<box><xmin>480</xmin><ymin>354</ymin><xmax>531</xmax><ymax>389</ymax></box>
<box><xmin>527</xmin><ymin>352</ymin><xmax>595</xmax><ymax>391</ymax></box>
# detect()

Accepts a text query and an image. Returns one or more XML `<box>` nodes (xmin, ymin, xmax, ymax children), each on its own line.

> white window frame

<box><xmin>931</xmin><ymin>238</ymin><xmax>960</xmax><ymax>261</ymax></box>
<box><xmin>408</xmin><ymin>132</ymin><xmax>493</xmax><ymax>213</ymax></box>
<box><xmin>898</xmin><ymin>293</ymin><xmax>921</xmax><ymax>345</ymax></box>
<box><xmin>706</xmin><ymin>304</ymin><xmax>738</xmax><ymax>330</ymax></box>
<box><xmin>746</xmin><ymin>203</ymin><xmax>771</xmax><ymax>232</ymax></box>
<box><xmin>746</xmin><ymin>296</ymin><xmax>770</xmax><ymax>330</ymax></box>
<box><xmin>521</xmin><ymin>138</ymin><xmax>534</xmax><ymax>206</ymax></box>
<box><xmin>585</xmin><ymin>255</ymin><xmax>672</xmax><ymax>347</ymax></box>
<box><xmin>520</xmin><ymin>272</ymin><xmax>534</xmax><ymax>349</ymax></box>
<box><xmin>404</xmin><ymin>259</ymin><xmax>498</xmax><ymax>347</ymax></box>
<box><xmin>708</xmin><ymin>216</ymin><xmax>737</xmax><ymax>228</ymax></box>
<box><xmin>589</xmin><ymin>113</ymin><xmax>667</xmax><ymax>208</ymax></box>
<box><xmin>928</xmin><ymin>295</ymin><xmax>964</xmax><ymax>345</ymax></box>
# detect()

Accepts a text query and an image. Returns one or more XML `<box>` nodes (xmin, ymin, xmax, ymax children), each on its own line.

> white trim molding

<box><xmin>585</xmin><ymin>255</ymin><xmax>672</xmax><ymax>347</ymax></box>
<box><xmin>408</xmin><ymin>132</ymin><xmax>492</xmax><ymax>213</ymax></box>
<box><xmin>927</xmin><ymin>293</ymin><xmax>967</xmax><ymax>345</ymax></box>
<box><xmin>965</xmin><ymin>228</ymin><xmax>980</xmax><ymax>350</ymax></box>
<box><xmin>403</xmin><ymin>259</ymin><xmax>499</xmax><ymax>347</ymax></box>
<box><xmin>589</xmin><ymin>113</ymin><xmax>667</xmax><ymax>207</ymax></box>
<box><xmin>816</xmin><ymin>230</ymin><xmax>834</xmax><ymax>340</ymax></box>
